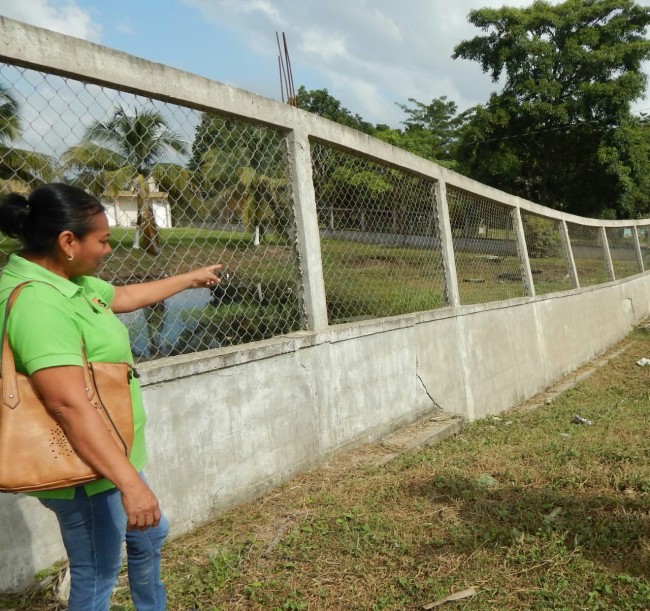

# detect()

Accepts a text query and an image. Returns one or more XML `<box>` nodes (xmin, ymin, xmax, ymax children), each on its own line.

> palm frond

<box><xmin>0</xmin><ymin>146</ymin><xmax>57</xmax><ymax>185</ymax></box>
<box><xmin>61</xmin><ymin>142</ymin><xmax>126</xmax><ymax>172</ymax></box>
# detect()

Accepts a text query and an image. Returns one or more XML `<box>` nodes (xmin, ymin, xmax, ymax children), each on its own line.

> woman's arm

<box><xmin>31</xmin><ymin>365</ymin><xmax>160</xmax><ymax>530</ymax></box>
<box><xmin>110</xmin><ymin>264</ymin><xmax>223</xmax><ymax>314</ymax></box>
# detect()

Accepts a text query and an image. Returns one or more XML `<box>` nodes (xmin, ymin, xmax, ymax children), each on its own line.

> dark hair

<box><xmin>0</xmin><ymin>183</ymin><xmax>106</xmax><ymax>255</ymax></box>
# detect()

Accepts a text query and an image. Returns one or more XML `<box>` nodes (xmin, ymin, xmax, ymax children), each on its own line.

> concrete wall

<box><xmin>3</xmin><ymin>273</ymin><xmax>649</xmax><ymax>590</ymax></box>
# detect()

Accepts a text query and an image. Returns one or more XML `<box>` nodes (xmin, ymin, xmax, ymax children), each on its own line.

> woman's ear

<box><xmin>56</xmin><ymin>230</ymin><xmax>77</xmax><ymax>260</ymax></box>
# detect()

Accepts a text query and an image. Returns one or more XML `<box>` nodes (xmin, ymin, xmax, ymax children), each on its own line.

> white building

<box><xmin>102</xmin><ymin>179</ymin><xmax>172</xmax><ymax>228</ymax></box>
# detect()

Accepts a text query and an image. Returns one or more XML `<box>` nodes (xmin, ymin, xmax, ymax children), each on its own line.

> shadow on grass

<box><xmin>403</xmin><ymin>472</ymin><xmax>650</xmax><ymax>579</ymax></box>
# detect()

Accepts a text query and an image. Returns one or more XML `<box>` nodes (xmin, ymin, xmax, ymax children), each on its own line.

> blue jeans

<box><xmin>39</xmin><ymin>479</ymin><xmax>168</xmax><ymax>611</ymax></box>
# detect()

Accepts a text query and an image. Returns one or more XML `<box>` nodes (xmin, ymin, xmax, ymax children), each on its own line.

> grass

<box><xmin>7</xmin><ymin>324</ymin><xmax>650</xmax><ymax>610</ymax></box>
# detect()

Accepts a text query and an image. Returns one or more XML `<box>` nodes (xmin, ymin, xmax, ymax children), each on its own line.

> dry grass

<box><xmin>5</xmin><ymin>326</ymin><xmax>650</xmax><ymax>610</ymax></box>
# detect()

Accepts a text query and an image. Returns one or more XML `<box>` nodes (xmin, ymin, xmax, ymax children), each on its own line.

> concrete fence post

<box><xmin>512</xmin><ymin>206</ymin><xmax>535</xmax><ymax>297</ymax></box>
<box><xmin>285</xmin><ymin>129</ymin><xmax>329</xmax><ymax>332</ymax></box>
<box><xmin>560</xmin><ymin>220</ymin><xmax>580</xmax><ymax>289</ymax></box>
<box><xmin>599</xmin><ymin>227</ymin><xmax>615</xmax><ymax>281</ymax></box>
<box><xmin>633</xmin><ymin>227</ymin><xmax>644</xmax><ymax>273</ymax></box>
<box><xmin>434</xmin><ymin>180</ymin><xmax>460</xmax><ymax>307</ymax></box>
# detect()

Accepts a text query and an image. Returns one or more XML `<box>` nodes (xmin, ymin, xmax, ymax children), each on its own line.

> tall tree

<box><xmin>373</xmin><ymin>97</ymin><xmax>467</xmax><ymax>168</ymax></box>
<box><xmin>63</xmin><ymin>106</ymin><xmax>188</xmax><ymax>254</ymax></box>
<box><xmin>396</xmin><ymin>96</ymin><xmax>466</xmax><ymax>163</ymax></box>
<box><xmin>453</xmin><ymin>0</ymin><xmax>650</xmax><ymax>217</ymax></box>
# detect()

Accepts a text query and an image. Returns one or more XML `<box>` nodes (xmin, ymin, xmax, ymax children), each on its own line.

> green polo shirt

<box><xmin>0</xmin><ymin>254</ymin><xmax>147</xmax><ymax>499</ymax></box>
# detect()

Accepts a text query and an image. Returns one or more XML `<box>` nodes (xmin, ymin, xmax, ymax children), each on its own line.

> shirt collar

<box><xmin>2</xmin><ymin>253</ymin><xmax>82</xmax><ymax>298</ymax></box>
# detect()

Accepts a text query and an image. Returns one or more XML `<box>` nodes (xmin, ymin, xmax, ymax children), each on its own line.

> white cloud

<box><xmin>0</xmin><ymin>0</ymin><xmax>101</xmax><ymax>41</ymax></box>
<box><xmin>181</xmin><ymin>0</ymin><xmax>650</xmax><ymax>128</ymax></box>
<box><xmin>300</xmin><ymin>30</ymin><xmax>350</xmax><ymax>64</ymax></box>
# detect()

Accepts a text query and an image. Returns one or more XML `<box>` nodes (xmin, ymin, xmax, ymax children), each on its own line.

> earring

<box><xmin>66</xmin><ymin>253</ymin><xmax>74</xmax><ymax>261</ymax></box>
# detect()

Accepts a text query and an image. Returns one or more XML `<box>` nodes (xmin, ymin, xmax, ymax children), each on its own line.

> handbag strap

<box><xmin>0</xmin><ymin>282</ymin><xmax>26</xmax><ymax>408</ymax></box>
<box><xmin>1</xmin><ymin>281</ymin><xmax>96</xmax><ymax>409</ymax></box>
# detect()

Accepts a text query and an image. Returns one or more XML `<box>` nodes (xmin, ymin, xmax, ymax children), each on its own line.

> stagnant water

<box><xmin>117</xmin><ymin>288</ymin><xmax>215</xmax><ymax>359</ymax></box>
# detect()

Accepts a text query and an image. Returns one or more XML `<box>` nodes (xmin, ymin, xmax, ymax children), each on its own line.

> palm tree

<box><xmin>191</xmin><ymin>114</ymin><xmax>290</xmax><ymax>242</ymax></box>
<box><xmin>62</xmin><ymin>106</ymin><xmax>188</xmax><ymax>255</ymax></box>
<box><xmin>0</xmin><ymin>81</ymin><xmax>56</xmax><ymax>192</ymax></box>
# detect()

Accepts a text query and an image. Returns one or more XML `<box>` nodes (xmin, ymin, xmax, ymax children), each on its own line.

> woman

<box><xmin>0</xmin><ymin>183</ymin><xmax>221</xmax><ymax>611</ymax></box>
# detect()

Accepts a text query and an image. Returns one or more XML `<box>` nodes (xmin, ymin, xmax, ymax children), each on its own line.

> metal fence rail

<box><xmin>1</xmin><ymin>17</ymin><xmax>649</xmax><ymax>363</ymax></box>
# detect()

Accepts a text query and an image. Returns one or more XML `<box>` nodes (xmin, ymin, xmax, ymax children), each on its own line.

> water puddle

<box><xmin>118</xmin><ymin>288</ymin><xmax>216</xmax><ymax>359</ymax></box>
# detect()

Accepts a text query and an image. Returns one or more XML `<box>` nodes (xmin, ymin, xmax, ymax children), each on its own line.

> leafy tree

<box><xmin>599</xmin><ymin>112</ymin><xmax>650</xmax><ymax>218</ymax></box>
<box><xmin>0</xmin><ymin>81</ymin><xmax>55</xmax><ymax>191</ymax></box>
<box><xmin>63</xmin><ymin>106</ymin><xmax>188</xmax><ymax>254</ymax></box>
<box><xmin>453</xmin><ymin>0</ymin><xmax>650</xmax><ymax>217</ymax></box>
<box><xmin>0</xmin><ymin>82</ymin><xmax>20</xmax><ymax>147</ymax></box>
<box><xmin>392</xmin><ymin>96</ymin><xmax>466</xmax><ymax>166</ymax></box>
<box><xmin>294</xmin><ymin>86</ymin><xmax>375</xmax><ymax>134</ymax></box>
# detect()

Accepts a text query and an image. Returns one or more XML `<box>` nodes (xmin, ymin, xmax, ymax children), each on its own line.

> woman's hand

<box><xmin>184</xmin><ymin>264</ymin><xmax>223</xmax><ymax>289</ymax></box>
<box><xmin>120</xmin><ymin>477</ymin><xmax>162</xmax><ymax>530</ymax></box>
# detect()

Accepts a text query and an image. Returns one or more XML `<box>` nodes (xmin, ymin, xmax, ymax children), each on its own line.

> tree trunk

<box><xmin>133</xmin><ymin>180</ymin><xmax>160</xmax><ymax>256</ymax></box>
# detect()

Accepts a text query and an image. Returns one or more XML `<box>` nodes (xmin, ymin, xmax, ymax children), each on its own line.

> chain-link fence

<box><xmin>0</xmin><ymin>64</ymin><xmax>305</xmax><ymax>361</ymax></box>
<box><xmin>2</xmin><ymin>52</ymin><xmax>648</xmax><ymax>360</ymax></box>
<box><xmin>311</xmin><ymin>142</ymin><xmax>446</xmax><ymax>323</ymax></box>
<box><xmin>446</xmin><ymin>187</ymin><xmax>526</xmax><ymax>304</ymax></box>
<box><xmin>605</xmin><ymin>226</ymin><xmax>642</xmax><ymax>280</ymax></box>
<box><xmin>566</xmin><ymin>222</ymin><xmax>610</xmax><ymax>287</ymax></box>
<box><xmin>520</xmin><ymin>211</ymin><xmax>574</xmax><ymax>295</ymax></box>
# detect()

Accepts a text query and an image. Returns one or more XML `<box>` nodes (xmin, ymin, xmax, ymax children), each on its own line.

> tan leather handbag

<box><xmin>0</xmin><ymin>282</ymin><xmax>135</xmax><ymax>493</ymax></box>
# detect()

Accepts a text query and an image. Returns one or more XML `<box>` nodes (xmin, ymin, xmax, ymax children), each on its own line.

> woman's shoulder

<box><xmin>0</xmin><ymin>279</ymin><xmax>63</xmax><ymax>307</ymax></box>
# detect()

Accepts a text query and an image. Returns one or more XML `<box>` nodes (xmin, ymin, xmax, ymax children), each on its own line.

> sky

<box><xmin>1</xmin><ymin>0</ymin><xmax>650</xmax><ymax>130</ymax></box>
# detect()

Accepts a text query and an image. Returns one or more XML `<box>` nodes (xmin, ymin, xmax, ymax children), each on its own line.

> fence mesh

<box><xmin>0</xmin><ymin>64</ymin><xmax>305</xmax><ymax>361</ymax></box>
<box><xmin>311</xmin><ymin>142</ymin><xmax>446</xmax><ymax>323</ymax></box>
<box><xmin>566</xmin><ymin>223</ymin><xmax>610</xmax><ymax>287</ymax></box>
<box><xmin>605</xmin><ymin>226</ymin><xmax>642</xmax><ymax>279</ymax></box>
<box><xmin>446</xmin><ymin>187</ymin><xmax>526</xmax><ymax>304</ymax></box>
<box><xmin>520</xmin><ymin>211</ymin><xmax>573</xmax><ymax>295</ymax></box>
<box><xmin>2</xmin><ymin>58</ymin><xmax>649</xmax><ymax>358</ymax></box>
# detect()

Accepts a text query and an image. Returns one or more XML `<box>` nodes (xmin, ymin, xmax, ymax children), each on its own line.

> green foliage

<box><xmin>0</xmin><ymin>81</ymin><xmax>56</xmax><ymax>190</ymax></box>
<box><xmin>453</xmin><ymin>0</ymin><xmax>650</xmax><ymax>218</ymax></box>
<box><xmin>393</xmin><ymin>96</ymin><xmax>467</xmax><ymax>165</ymax></box>
<box><xmin>0</xmin><ymin>81</ymin><xmax>21</xmax><ymax>145</ymax></box>
<box><xmin>522</xmin><ymin>214</ymin><xmax>562</xmax><ymax>257</ymax></box>
<box><xmin>295</xmin><ymin>85</ymin><xmax>374</xmax><ymax>134</ymax></box>
<box><xmin>189</xmin><ymin>113</ymin><xmax>292</xmax><ymax>237</ymax></box>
